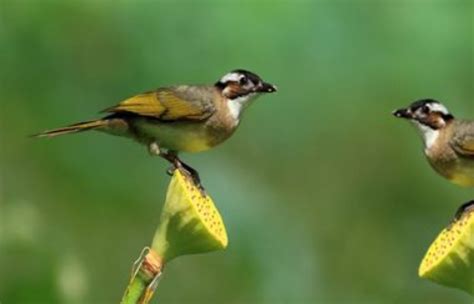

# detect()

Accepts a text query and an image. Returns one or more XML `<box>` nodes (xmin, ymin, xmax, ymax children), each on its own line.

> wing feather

<box><xmin>102</xmin><ymin>87</ymin><xmax>215</xmax><ymax>121</ymax></box>
<box><xmin>450</xmin><ymin>122</ymin><xmax>474</xmax><ymax>156</ymax></box>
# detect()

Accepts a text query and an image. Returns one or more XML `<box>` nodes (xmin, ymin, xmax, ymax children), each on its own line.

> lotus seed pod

<box><xmin>419</xmin><ymin>203</ymin><xmax>474</xmax><ymax>295</ymax></box>
<box><xmin>151</xmin><ymin>169</ymin><xmax>228</xmax><ymax>262</ymax></box>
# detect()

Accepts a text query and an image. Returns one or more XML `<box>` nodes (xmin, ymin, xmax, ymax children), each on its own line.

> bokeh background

<box><xmin>1</xmin><ymin>0</ymin><xmax>473</xmax><ymax>303</ymax></box>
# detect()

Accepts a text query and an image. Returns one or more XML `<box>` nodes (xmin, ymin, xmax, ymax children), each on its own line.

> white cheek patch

<box><xmin>412</xmin><ymin>121</ymin><xmax>440</xmax><ymax>149</ymax></box>
<box><xmin>220</xmin><ymin>73</ymin><xmax>242</xmax><ymax>83</ymax></box>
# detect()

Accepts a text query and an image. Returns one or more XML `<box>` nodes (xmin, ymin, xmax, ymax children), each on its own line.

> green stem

<box><xmin>120</xmin><ymin>248</ymin><xmax>163</xmax><ymax>304</ymax></box>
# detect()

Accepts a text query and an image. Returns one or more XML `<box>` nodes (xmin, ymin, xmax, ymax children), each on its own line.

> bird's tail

<box><xmin>32</xmin><ymin>119</ymin><xmax>108</xmax><ymax>138</ymax></box>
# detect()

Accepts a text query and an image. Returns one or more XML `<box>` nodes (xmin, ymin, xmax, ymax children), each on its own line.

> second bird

<box><xmin>393</xmin><ymin>98</ymin><xmax>474</xmax><ymax>187</ymax></box>
<box><xmin>35</xmin><ymin>69</ymin><xmax>277</xmax><ymax>187</ymax></box>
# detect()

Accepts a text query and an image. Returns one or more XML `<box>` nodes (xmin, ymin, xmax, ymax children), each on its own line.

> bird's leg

<box><xmin>148</xmin><ymin>142</ymin><xmax>162</xmax><ymax>156</ymax></box>
<box><xmin>454</xmin><ymin>200</ymin><xmax>474</xmax><ymax>221</ymax></box>
<box><xmin>166</xmin><ymin>153</ymin><xmax>204</xmax><ymax>192</ymax></box>
<box><xmin>147</xmin><ymin>142</ymin><xmax>205</xmax><ymax>191</ymax></box>
<box><xmin>148</xmin><ymin>142</ymin><xmax>177</xmax><ymax>175</ymax></box>
<box><xmin>179</xmin><ymin>160</ymin><xmax>203</xmax><ymax>189</ymax></box>
<box><xmin>163</xmin><ymin>153</ymin><xmax>181</xmax><ymax>176</ymax></box>
<box><xmin>155</xmin><ymin>149</ymin><xmax>204</xmax><ymax>191</ymax></box>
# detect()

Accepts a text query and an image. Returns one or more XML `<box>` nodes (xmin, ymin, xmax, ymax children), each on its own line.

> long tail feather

<box><xmin>32</xmin><ymin>120</ymin><xmax>107</xmax><ymax>138</ymax></box>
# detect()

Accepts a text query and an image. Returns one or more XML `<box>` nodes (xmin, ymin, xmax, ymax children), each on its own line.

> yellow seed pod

<box><xmin>151</xmin><ymin>169</ymin><xmax>228</xmax><ymax>262</ymax></box>
<box><xmin>418</xmin><ymin>204</ymin><xmax>474</xmax><ymax>295</ymax></box>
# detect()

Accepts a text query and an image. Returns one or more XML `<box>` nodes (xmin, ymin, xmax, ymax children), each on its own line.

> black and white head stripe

<box><xmin>410</xmin><ymin>99</ymin><xmax>453</xmax><ymax>120</ymax></box>
<box><xmin>393</xmin><ymin>98</ymin><xmax>454</xmax><ymax>148</ymax></box>
<box><xmin>215</xmin><ymin>69</ymin><xmax>262</xmax><ymax>88</ymax></box>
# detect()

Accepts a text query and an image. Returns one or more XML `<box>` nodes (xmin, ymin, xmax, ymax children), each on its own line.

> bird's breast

<box><xmin>133</xmin><ymin>117</ymin><xmax>237</xmax><ymax>153</ymax></box>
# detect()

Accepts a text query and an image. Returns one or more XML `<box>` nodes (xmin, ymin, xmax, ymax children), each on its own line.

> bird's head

<box><xmin>393</xmin><ymin>99</ymin><xmax>454</xmax><ymax>129</ymax></box>
<box><xmin>393</xmin><ymin>99</ymin><xmax>454</xmax><ymax>148</ymax></box>
<box><xmin>215</xmin><ymin>69</ymin><xmax>277</xmax><ymax>100</ymax></box>
<box><xmin>215</xmin><ymin>69</ymin><xmax>277</xmax><ymax>120</ymax></box>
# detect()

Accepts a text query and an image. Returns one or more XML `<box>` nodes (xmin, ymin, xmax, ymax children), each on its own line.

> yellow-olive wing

<box><xmin>450</xmin><ymin>122</ymin><xmax>474</xmax><ymax>156</ymax></box>
<box><xmin>102</xmin><ymin>87</ymin><xmax>215</xmax><ymax>121</ymax></box>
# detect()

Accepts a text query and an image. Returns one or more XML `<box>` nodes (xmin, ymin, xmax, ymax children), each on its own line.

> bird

<box><xmin>34</xmin><ymin>69</ymin><xmax>277</xmax><ymax>188</ymax></box>
<box><xmin>393</xmin><ymin>98</ymin><xmax>474</xmax><ymax>187</ymax></box>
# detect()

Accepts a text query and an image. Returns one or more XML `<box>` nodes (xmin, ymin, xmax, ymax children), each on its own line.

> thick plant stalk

<box><xmin>121</xmin><ymin>248</ymin><xmax>163</xmax><ymax>304</ymax></box>
<box><xmin>419</xmin><ymin>201</ymin><xmax>474</xmax><ymax>296</ymax></box>
<box><xmin>121</xmin><ymin>169</ymin><xmax>228</xmax><ymax>303</ymax></box>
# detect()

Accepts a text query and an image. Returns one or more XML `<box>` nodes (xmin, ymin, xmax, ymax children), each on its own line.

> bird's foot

<box><xmin>149</xmin><ymin>144</ymin><xmax>206</xmax><ymax>193</ymax></box>
<box><xmin>454</xmin><ymin>200</ymin><xmax>474</xmax><ymax>221</ymax></box>
<box><xmin>180</xmin><ymin>161</ymin><xmax>205</xmax><ymax>193</ymax></box>
<box><xmin>163</xmin><ymin>154</ymin><xmax>206</xmax><ymax>194</ymax></box>
<box><xmin>166</xmin><ymin>166</ymin><xmax>175</xmax><ymax>176</ymax></box>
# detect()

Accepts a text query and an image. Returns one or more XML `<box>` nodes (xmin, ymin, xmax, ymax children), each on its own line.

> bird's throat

<box><xmin>413</xmin><ymin>121</ymin><xmax>440</xmax><ymax>150</ymax></box>
<box><xmin>226</xmin><ymin>94</ymin><xmax>257</xmax><ymax>121</ymax></box>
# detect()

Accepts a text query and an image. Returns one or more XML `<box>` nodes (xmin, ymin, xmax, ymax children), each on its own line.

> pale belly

<box><xmin>133</xmin><ymin>119</ymin><xmax>215</xmax><ymax>152</ymax></box>
<box><xmin>428</xmin><ymin>155</ymin><xmax>474</xmax><ymax>187</ymax></box>
<box><xmin>447</xmin><ymin>166</ymin><xmax>474</xmax><ymax>187</ymax></box>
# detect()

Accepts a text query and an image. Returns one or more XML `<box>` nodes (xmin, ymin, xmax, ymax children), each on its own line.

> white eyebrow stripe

<box><xmin>428</xmin><ymin>103</ymin><xmax>449</xmax><ymax>114</ymax></box>
<box><xmin>220</xmin><ymin>73</ymin><xmax>242</xmax><ymax>83</ymax></box>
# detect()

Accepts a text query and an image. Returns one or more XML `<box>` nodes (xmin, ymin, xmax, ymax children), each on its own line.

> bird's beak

<box><xmin>392</xmin><ymin>107</ymin><xmax>412</xmax><ymax>119</ymax></box>
<box><xmin>256</xmin><ymin>82</ymin><xmax>277</xmax><ymax>93</ymax></box>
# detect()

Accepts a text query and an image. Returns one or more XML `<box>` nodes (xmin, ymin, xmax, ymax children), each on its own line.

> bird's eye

<box><xmin>421</xmin><ymin>105</ymin><xmax>430</xmax><ymax>113</ymax></box>
<box><xmin>239</xmin><ymin>77</ymin><xmax>248</xmax><ymax>85</ymax></box>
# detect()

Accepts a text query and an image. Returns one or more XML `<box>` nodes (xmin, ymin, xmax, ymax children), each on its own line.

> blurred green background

<box><xmin>1</xmin><ymin>0</ymin><xmax>473</xmax><ymax>303</ymax></box>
